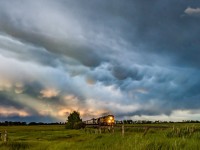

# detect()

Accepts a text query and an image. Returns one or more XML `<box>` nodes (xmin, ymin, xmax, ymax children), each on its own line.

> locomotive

<box><xmin>84</xmin><ymin>115</ymin><xmax>115</xmax><ymax>126</ymax></box>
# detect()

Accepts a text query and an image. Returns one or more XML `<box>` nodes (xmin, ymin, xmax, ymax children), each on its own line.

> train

<box><xmin>84</xmin><ymin>115</ymin><xmax>115</xmax><ymax>126</ymax></box>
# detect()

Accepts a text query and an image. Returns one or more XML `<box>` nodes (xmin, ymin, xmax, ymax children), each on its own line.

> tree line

<box><xmin>116</xmin><ymin>120</ymin><xmax>200</xmax><ymax>124</ymax></box>
<box><xmin>0</xmin><ymin>121</ymin><xmax>65</xmax><ymax>126</ymax></box>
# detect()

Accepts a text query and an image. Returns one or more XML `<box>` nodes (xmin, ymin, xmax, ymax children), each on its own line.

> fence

<box><xmin>84</xmin><ymin>125</ymin><xmax>115</xmax><ymax>134</ymax></box>
<box><xmin>0</xmin><ymin>130</ymin><xmax>7</xmax><ymax>142</ymax></box>
<box><xmin>84</xmin><ymin>124</ymin><xmax>126</xmax><ymax>136</ymax></box>
<box><xmin>85</xmin><ymin>124</ymin><xmax>169</xmax><ymax>137</ymax></box>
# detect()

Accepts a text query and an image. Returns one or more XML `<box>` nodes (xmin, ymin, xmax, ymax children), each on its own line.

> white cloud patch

<box><xmin>184</xmin><ymin>7</ymin><xmax>200</xmax><ymax>16</ymax></box>
<box><xmin>130</xmin><ymin>109</ymin><xmax>200</xmax><ymax>122</ymax></box>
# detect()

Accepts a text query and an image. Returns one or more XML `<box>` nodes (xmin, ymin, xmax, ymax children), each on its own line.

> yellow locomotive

<box><xmin>84</xmin><ymin>115</ymin><xmax>115</xmax><ymax>126</ymax></box>
<box><xmin>98</xmin><ymin>115</ymin><xmax>115</xmax><ymax>126</ymax></box>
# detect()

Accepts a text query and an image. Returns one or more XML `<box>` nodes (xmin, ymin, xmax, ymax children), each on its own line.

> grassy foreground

<box><xmin>1</xmin><ymin>123</ymin><xmax>200</xmax><ymax>150</ymax></box>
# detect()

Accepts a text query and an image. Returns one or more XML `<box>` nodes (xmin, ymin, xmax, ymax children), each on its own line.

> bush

<box><xmin>66</xmin><ymin>111</ymin><xmax>84</xmax><ymax>129</ymax></box>
<box><xmin>65</xmin><ymin>122</ymin><xmax>74</xmax><ymax>129</ymax></box>
<box><xmin>74</xmin><ymin>122</ymin><xmax>86</xmax><ymax>129</ymax></box>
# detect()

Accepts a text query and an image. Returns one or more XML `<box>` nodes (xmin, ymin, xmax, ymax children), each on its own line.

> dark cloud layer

<box><xmin>0</xmin><ymin>0</ymin><xmax>200</xmax><ymax>122</ymax></box>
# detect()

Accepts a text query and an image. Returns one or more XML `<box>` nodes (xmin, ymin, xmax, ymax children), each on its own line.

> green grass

<box><xmin>1</xmin><ymin>123</ymin><xmax>200</xmax><ymax>150</ymax></box>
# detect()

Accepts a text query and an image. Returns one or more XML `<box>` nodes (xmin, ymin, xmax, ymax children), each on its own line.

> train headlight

<box><xmin>108</xmin><ymin>120</ymin><xmax>111</xmax><ymax>123</ymax></box>
<box><xmin>109</xmin><ymin>117</ymin><xmax>113</xmax><ymax>120</ymax></box>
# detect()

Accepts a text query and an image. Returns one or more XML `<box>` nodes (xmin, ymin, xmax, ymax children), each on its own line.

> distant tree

<box><xmin>127</xmin><ymin>120</ymin><xmax>133</xmax><ymax>124</ymax></box>
<box><xmin>123</xmin><ymin>120</ymin><xmax>127</xmax><ymax>124</ymax></box>
<box><xmin>65</xmin><ymin>111</ymin><xmax>84</xmax><ymax>129</ymax></box>
<box><xmin>29</xmin><ymin>122</ymin><xmax>37</xmax><ymax>125</ymax></box>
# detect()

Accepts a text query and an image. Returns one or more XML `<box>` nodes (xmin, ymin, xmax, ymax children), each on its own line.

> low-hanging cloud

<box><xmin>0</xmin><ymin>0</ymin><xmax>200</xmax><ymax>122</ymax></box>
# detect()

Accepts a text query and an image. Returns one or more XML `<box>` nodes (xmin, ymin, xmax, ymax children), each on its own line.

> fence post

<box><xmin>122</xmin><ymin>124</ymin><xmax>124</xmax><ymax>137</ymax></box>
<box><xmin>108</xmin><ymin>126</ymin><xmax>111</xmax><ymax>132</ymax></box>
<box><xmin>4</xmin><ymin>130</ymin><xmax>7</xmax><ymax>142</ymax></box>
<box><xmin>95</xmin><ymin>129</ymin><xmax>98</xmax><ymax>134</ymax></box>
<box><xmin>112</xmin><ymin>125</ymin><xmax>114</xmax><ymax>133</ymax></box>
<box><xmin>99</xmin><ymin>126</ymin><xmax>101</xmax><ymax>134</ymax></box>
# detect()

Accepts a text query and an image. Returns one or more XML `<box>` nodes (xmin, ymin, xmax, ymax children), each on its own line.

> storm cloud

<box><xmin>0</xmin><ymin>0</ymin><xmax>200</xmax><ymax>122</ymax></box>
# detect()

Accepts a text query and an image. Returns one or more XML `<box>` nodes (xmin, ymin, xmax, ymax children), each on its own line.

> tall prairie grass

<box><xmin>1</xmin><ymin>124</ymin><xmax>200</xmax><ymax>150</ymax></box>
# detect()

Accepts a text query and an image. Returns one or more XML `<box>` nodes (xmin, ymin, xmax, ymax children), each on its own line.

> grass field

<box><xmin>1</xmin><ymin>123</ymin><xmax>200</xmax><ymax>150</ymax></box>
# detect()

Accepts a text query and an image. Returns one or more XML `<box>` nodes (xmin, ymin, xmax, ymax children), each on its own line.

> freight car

<box><xmin>84</xmin><ymin>118</ymin><xmax>98</xmax><ymax>125</ymax></box>
<box><xmin>84</xmin><ymin>115</ymin><xmax>115</xmax><ymax>126</ymax></box>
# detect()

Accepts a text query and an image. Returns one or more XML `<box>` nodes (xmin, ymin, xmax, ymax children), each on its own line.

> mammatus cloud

<box><xmin>0</xmin><ymin>0</ymin><xmax>200</xmax><ymax>122</ymax></box>
<box><xmin>0</xmin><ymin>106</ymin><xmax>29</xmax><ymax>117</ymax></box>
<box><xmin>40</xmin><ymin>89</ymin><xmax>60</xmax><ymax>98</ymax></box>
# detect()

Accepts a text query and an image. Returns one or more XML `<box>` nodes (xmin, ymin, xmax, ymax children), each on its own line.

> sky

<box><xmin>0</xmin><ymin>0</ymin><xmax>200</xmax><ymax>122</ymax></box>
